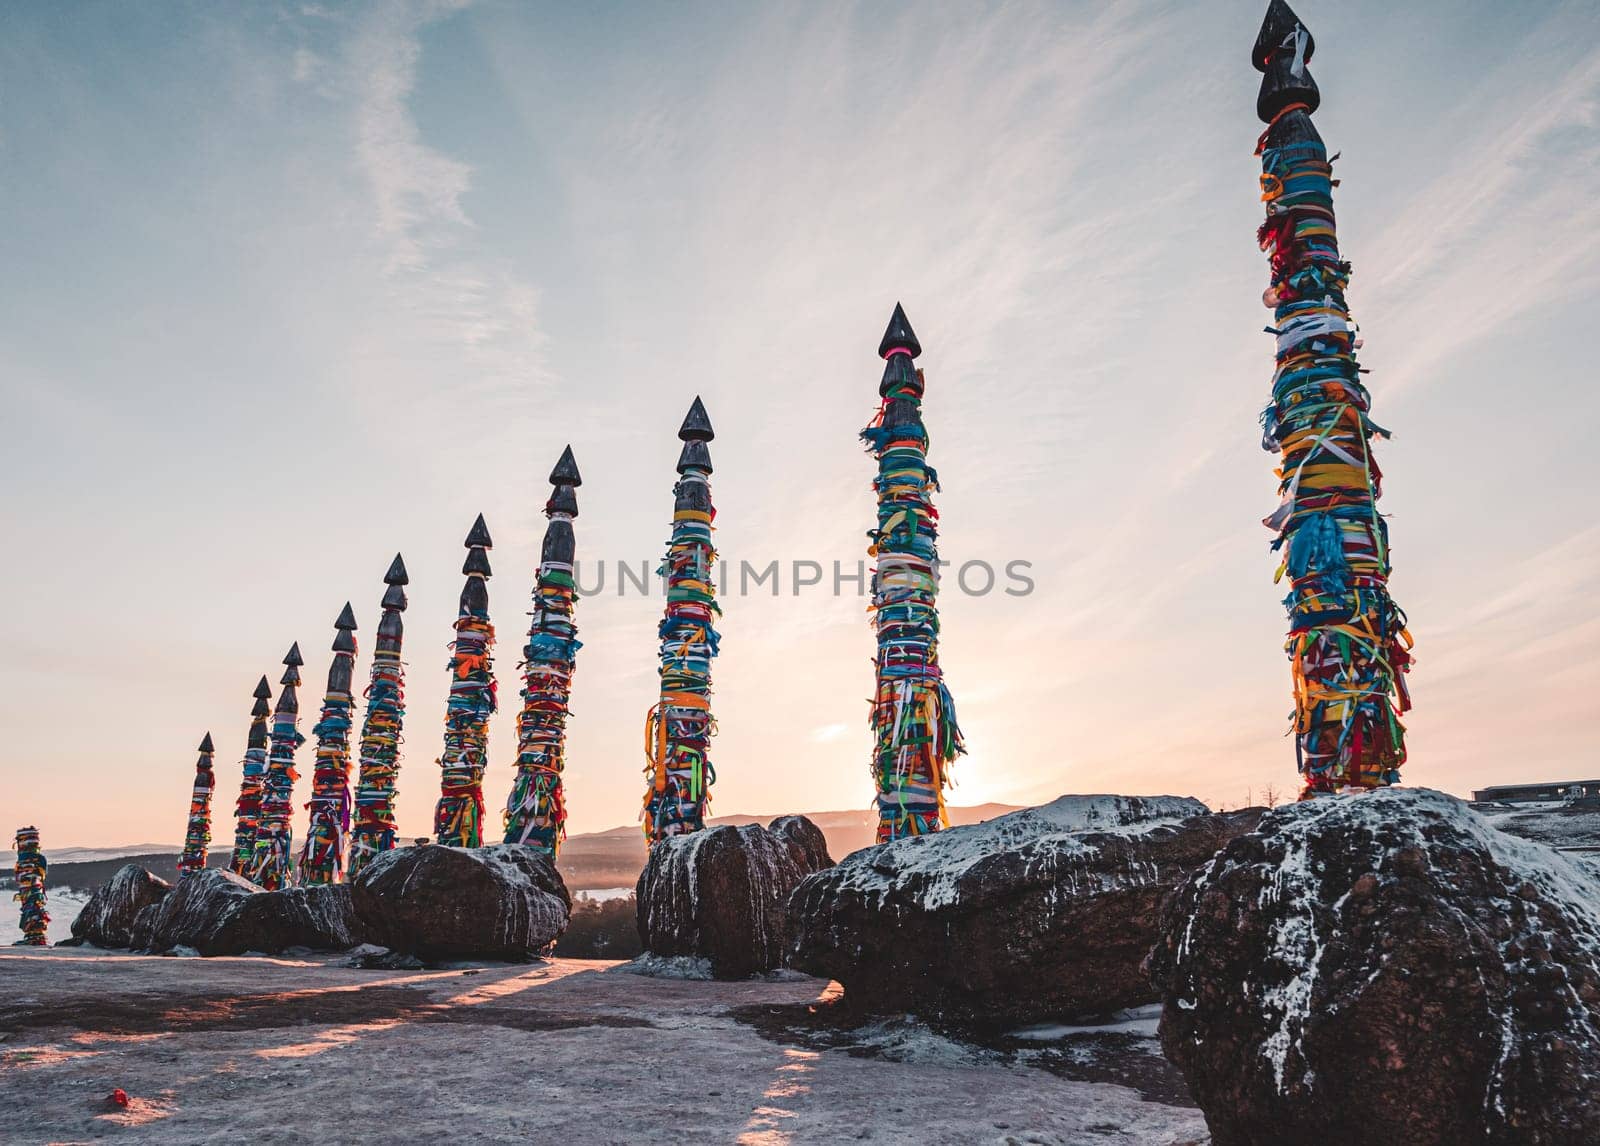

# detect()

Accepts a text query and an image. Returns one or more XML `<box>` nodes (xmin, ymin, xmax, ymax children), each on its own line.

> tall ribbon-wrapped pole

<box><xmin>299</xmin><ymin>604</ymin><xmax>359</xmax><ymax>883</ymax></box>
<box><xmin>348</xmin><ymin>555</ymin><xmax>409</xmax><ymax>879</ymax></box>
<box><xmin>1253</xmin><ymin>0</ymin><xmax>1413</xmax><ymax>796</ymax></box>
<box><xmin>250</xmin><ymin>643</ymin><xmax>305</xmax><ymax>889</ymax></box>
<box><xmin>435</xmin><ymin>515</ymin><xmax>497</xmax><ymax>847</ymax></box>
<box><xmin>642</xmin><ymin>398</ymin><xmax>720</xmax><ymax>842</ymax></box>
<box><xmin>229</xmin><ymin>677</ymin><xmax>272</xmax><ymax>875</ymax></box>
<box><xmin>11</xmin><ymin>827</ymin><xmax>48</xmax><ymax>946</ymax></box>
<box><xmin>505</xmin><ymin>447</ymin><xmax>584</xmax><ymax>855</ymax></box>
<box><xmin>178</xmin><ymin>733</ymin><xmax>217</xmax><ymax>877</ymax></box>
<box><xmin>863</xmin><ymin>304</ymin><xmax>965</xmax><ymax>841</ymax></box>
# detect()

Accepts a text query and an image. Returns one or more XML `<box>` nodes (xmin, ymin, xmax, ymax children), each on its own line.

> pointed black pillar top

<box><xmin>333</xmin><ymin>612</ymin><xmax>357</xmax><ymax>653</ymax></box>
<box><xmin>280</xmin><ymin>642</ymin><xmax>303</xmax><ymax>687</ymax></box>
<box><xmin>676</xmin><ymin>439</ymin><xmax>713</xmax><ymax>475</ymax></box>
<box><xmin>465</xmin><ymin>513</ymin><xmax>493</xmax><ymax>549</ymax></box>
<box><xmin>199</xmin><ymin>732</ymin><xmax>215</xmax><ymax>753</ymax></box>
<box><xmin>384</xmin><ymin>553</ymin><xmax>409</xmax><ymax>586</ymax></box>
<box><xmin>252</xmin><ymin>675</ymin><xmax>272</xmax><ymax>718</ymax></box>
<box><xmin>679</xmin><ymin>396</ymin><xmax>714</xmax><ymax>442</ymax></box>
<box><xmin>550</xmin><ymin>445</ymin><xmax>582</xmax><ymax>487</ymax></box>
<box><xmin>382</xmin><ymin>582</ymin><xmax>409</xmax><ymax>611</ymax></box>
<box><xmin>1253</xmin><ymin>0</ymin><xmax>1314</xmax><ymax>71</ymax></box>
<box><xmin>878</xmin><ymin>302</ymin><xmax>921</xmax><ymax>359</ymax></box>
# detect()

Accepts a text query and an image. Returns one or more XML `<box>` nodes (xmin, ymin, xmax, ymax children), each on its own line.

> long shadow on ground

<box><xmin>0</xmin><ymin>983</ymin><xmax>652</xmax><ymax>1037</ymax></box>
<box><xmin>729</xmin><ymin>996</ymin><xmax>1196</xmax><ymax>1108</ymax></box>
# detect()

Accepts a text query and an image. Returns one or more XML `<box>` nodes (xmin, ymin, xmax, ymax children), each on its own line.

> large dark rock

<box><xmin>350</xmin><ymin>843</ymin><xmax>571</xmax><ymax>961</ymax></box>
<box><xmin>770</xmin><ymin>815</ymin><xmax>832</xmax><ymax>873</ymax></box>
<box><xmin>788</xmin><ymin>795</ymin><xmax>1260</xmax><ymax>1031</ymax></box>
<box><xmin>1149</xmin><ymin>787</ymin><xmax>1600</xmax><ymax>1146</ymax></box>
<box><xmin>129</xmin><ymin>868</ymin><xmax>365</xmax><ymax>956</ymax></box>
<box><xmin>129</xmin><ymin>869</ymin><xmax>257</xmax><ymax>952</ymax></box>
<box><xmin>228</xmin><ymin>884</ymin><xmax>365</xmax><ymax>953</ymax></box>
<box><xmin>637</xmin><ymin>816</ymin><xmax>834</xmax><ymax>979</ymax></box>
<box><xmin>68</xmin><ymin>864</ymin><xmax>170</xmax><ymax>948</ymax></box>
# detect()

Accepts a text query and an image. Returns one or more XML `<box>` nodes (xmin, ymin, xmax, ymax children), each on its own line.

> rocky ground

<box><xmin>0</xmin><ymin>948</ymin><xmax>1205</xmax><ymax>1145</ymax></box>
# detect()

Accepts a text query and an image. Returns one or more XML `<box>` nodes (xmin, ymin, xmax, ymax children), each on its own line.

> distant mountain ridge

<box><xmin>6</xmin><ymin>804</ymin><xmax>1028</xmax><ymax>892</ymax></box>
<box><xmin>558</xmin><ymin>803</ymin><xmax>1027</xmax><ymax>890</ymax></box>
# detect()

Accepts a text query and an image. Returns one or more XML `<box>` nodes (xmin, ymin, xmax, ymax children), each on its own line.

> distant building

<box><xmin>1471</xmin><ymin>780</ymin><xmax>1600</xmax><ymax>806</ymax></box>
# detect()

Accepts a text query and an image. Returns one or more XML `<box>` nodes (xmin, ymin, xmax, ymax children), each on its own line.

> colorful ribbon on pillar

<box><xmin>299</xmin><ymin>605</ymin><xmax>358</xmax><ymax>884</ymax></box>
<box><xmin>230</xmin><ymin>677</ymin><xmax>272</xmax><ymax>875</ymax></box>
<box><xmin>178</xmin><ymin>734</ymin><xmax>216</xmax><ymax>877</ymax></box>
<box><xmin>11</xmin><ymin>827</ymin><xmax>48</xmax><ymax>946</ymax></box>
<box><xmin>1253</xmin><ymin>2</ymin><xmax>1413</xmax><ymax>797</ymax></box>
<box><xmin>863</xmin><ymin>305</ymin><xmax>965</xmax><ymax>842</ymax></box>
<box><xmin>505</xmin><ymin>448</ymin><xmax>583</xmax><ymax>856</ymax></box>
<box><xmin>348</xmin><ymin>556</ymin><xmax>409</xmax><ymax>879</ymax></box>
<box><xmin>250</xmin><ymin>644</ymin><xmax>305</xmax><ymax>889</ymax></box>
<box><xmin>436</xmin><ymin>516</ymin><xmax>497</xmax><ymax>847</ymax></box>
<box><xmin>642</xmin><ymin>400</ymin><xmax>720</xmax><ymax>842</ymax></box>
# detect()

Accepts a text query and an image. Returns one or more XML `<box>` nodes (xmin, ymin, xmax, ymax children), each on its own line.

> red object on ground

<box><xmin>109</xmin><ymin>1089</ymin><xmax>129</xmax><ymax>1108</ymax></box>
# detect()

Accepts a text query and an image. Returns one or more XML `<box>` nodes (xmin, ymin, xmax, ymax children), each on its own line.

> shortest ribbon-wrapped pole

<box><xmin>505</xmin><ymin>446</ymin><xmax>584</xmax><ymax>856</ymax></box>
<box><xmin>435</xmin><ymin>514</ymin><xmax>497</xmax><ymax>847</ymax></box>
<box><xmin>178</xmin><ymin>733</ymin><xmax>217</xmax><ymax>877</ymax></box>
<box><xmin>12</xmin><ymin>827</ymin><xmax>48</xmax><ymax>946</ymax></box>
<box><xmin>862</xmin><ymin>303</ymin><xmax>965</xmax><ymax>842</ymax></box>
<box><xmin>642</xmin><ymin>397</ymin><xmax>721</xmax><ymax>843</ymax></box>
<box><xmin>299</xmin><ymin>603</ymin><xmax>359</xmax><ymax>884</ymax></box>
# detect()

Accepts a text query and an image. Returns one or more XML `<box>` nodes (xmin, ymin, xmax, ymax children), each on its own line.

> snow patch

<box><xmin>574</xmin><ymin>886</ymin><xmax>633</xmax><ymax>902</ymax></box>
<box><xmin>613</xmin><ymin>953</ymin><xmax>713</xmax><ymax>980</ymax></box>
<box><xmin>840</xmin><ymin>1016</ymin><xmax>997</xmax><ymax>1068</ymax></box>
<box><xmin>828</xmin><ymin>794</ymin><xmax>1208</xmax><ymax>910</ymax></box>
<box><xmin>1012</xmin><ymin>1004</ymin><xmax>1164</xmax><ymax>1041</ymax></box>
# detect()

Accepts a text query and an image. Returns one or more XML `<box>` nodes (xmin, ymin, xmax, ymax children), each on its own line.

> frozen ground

<box><xmin>574</xmin><ymin>886</ymin><xmax>634</xmax><ymax>902</ymax></box>
<box><xmin>0</xmin><ymin>949</ymin><xmax>1206</xmax><ymax>1145</ymax></box>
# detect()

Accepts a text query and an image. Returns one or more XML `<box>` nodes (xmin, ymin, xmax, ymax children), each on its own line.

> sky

<box><xmin>2</xmin><ymin>0</ymin><xmax>1598</xmax><ymax>849</ymax></box>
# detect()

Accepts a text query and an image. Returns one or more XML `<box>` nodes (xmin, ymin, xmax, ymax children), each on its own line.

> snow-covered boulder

<box><xmin>788</xmin><ymin>795</ymin><xmax>1257</xmax><ymax>1030</ymax></box>
<box><xmin>637</xmin><ymin>817</ymin><xmax>834</xmax><ymax>980</ymax></box>
<box><xmin>67</xmin><ymin>864</ymin><xmax>170</xmax><ymax>948</ymax></box>
<box><xmin>350</xmin><ymin>843</ymin><xmax>570</xmax><ymax>961</ymax></box>
<box><xmin>1149</xmin><ymin>788</ymin><xmax>1600</xmax><ymax>1146</ymax></box>
<box><xmin>129</xmin><ymin>868</ymin><xmax>366</xmax><ymax>956</ymax></box>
